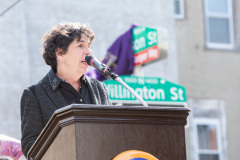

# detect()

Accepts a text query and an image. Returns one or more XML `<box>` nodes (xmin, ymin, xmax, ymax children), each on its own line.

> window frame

<box><xmin>174</xmin><ymin>0</ymin><xmax>185</xmax><ymax>19</ymax></box>
<box><xmin>193</xmin><ymin>118</ymin><xmax>223</xmax><ymax>160</ymax></box>
<box><xmin>203</xmin><ymin>0</ymin><xmax>234</xmax><ymax>49</ymax></box>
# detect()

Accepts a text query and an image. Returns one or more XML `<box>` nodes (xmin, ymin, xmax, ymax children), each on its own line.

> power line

<box><xmin>0</xmin><ymin>0</ymin><xmax>21</xmax><ymax>17</ymax></box>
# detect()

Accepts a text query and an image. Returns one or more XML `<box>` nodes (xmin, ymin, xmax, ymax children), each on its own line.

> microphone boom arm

<box><xmin>111</xmin><ymin>73</ymin><xmax>148</xmax><ymax>107</ymax></box>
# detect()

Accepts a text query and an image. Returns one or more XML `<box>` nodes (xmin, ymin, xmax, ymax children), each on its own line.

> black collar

<box><xmin>48</xmin><ymin>69</ymin><xmax>63</xmax><ymax>91</ymax></box>
<box><xmin>47</xmin><ymin>69</ymin><xmax>87</xmax><ymax>91</ymax></box>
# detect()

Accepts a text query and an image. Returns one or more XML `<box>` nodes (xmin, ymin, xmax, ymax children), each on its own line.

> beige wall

<box><xmin>176</xmin><ymin>0</ymin><xmax>240</xmax><ymax>159</ymax></box>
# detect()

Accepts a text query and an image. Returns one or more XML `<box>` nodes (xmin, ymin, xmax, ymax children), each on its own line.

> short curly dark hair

<box><xmin>41</xmin><ymin>22</ymin><xmax>95</xmax><ymax>72</ymax></box>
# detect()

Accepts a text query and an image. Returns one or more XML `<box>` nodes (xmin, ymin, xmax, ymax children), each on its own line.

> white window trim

<box><xmin>193</xmin><ymin>118</ymin><xmax>223</xmax><ymax>160</ymax></box>
<box><xmin>174</xmin><ymin>0</ymin><xmax>185</xmax><ymax>19</ymax></box>
<box><xmin>203</xmin><ymin>0</ymin><xmax>234</xmax><ymax>49</ymax></box>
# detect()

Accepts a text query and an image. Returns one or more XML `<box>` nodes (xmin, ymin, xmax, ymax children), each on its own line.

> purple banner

<box><xmin>87</xmin><ymin>24</ymin><xmax>137</xmax><ymax>81</ymax></box>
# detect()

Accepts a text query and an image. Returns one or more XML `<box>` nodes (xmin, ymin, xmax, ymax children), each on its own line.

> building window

<box><xmin>174</xmin><ymin>0</ymin><xmax>185</xmax><ymax>19</ymax></box>
<box><xmin>194</xmin><ymin>119</ymin><xmax>223</xmax><ymax>160</ymax></box>
<box><xmin>204</xmin><ymin>0</ymin><xmax>234</xmax><ymax>49</ymax></box>
<box><xmin>188</xmin><ymin>99</ymin><xmax>227</xmax><ymax>160</ymax></box>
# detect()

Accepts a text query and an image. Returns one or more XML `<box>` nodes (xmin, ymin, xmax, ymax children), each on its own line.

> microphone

<box><xmin>85</xmin><ymin>55</ymin><xmax>148</xmax><ymax>106</ymax></box>
<box><xmin>85</xmin><ymin>55</ymin><xmax>111</xmax><ymax>76</ymax></box>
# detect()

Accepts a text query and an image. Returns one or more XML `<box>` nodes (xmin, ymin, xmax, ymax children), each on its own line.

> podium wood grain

<box><xmin>75</xmin><ymin>123</ymin><xmax>186</xmax><ymax>159</ymax></box>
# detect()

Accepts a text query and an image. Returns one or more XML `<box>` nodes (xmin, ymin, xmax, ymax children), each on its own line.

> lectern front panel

<box><xmin>75</xmin><ymin>123</ymin><xmax>186</xmax><ymax>159</ymax></box>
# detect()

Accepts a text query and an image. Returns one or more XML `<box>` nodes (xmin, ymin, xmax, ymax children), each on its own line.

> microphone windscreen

<box><xmin>85</xmin><ymin>55</ymin><xmax>94</xmax><ymax>65</ymax></box>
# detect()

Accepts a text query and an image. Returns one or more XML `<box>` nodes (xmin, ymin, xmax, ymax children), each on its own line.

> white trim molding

<box><xmin>193</xmin><ymin>118</ymin><xmax>223</xmax><ymax>160</ymax></box>
<box><xmin>203</xmin><ymin>0</ymin><xmax>234</xmax><ymax>49</ymax></box>
<box><xmin>174</xmin><ymin>0</ymin><xmax>185</xmax><ymax>19</ymax></box>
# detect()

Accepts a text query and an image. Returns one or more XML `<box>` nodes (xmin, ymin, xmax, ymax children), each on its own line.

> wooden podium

<box><xmin>27</xmin><ymin>104</ymin><xmax>190</xmax><ymax>160</ymax></box>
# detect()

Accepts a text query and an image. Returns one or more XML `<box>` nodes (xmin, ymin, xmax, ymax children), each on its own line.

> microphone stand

<box><xmin>109</xmin><ymin>72</ymin><xmax>149</xmax><ymax>107</ymax></box>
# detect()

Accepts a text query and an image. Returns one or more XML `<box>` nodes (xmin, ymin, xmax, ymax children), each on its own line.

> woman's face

<box><xmin>62</xmin><ymin>34</ymin><xmax>92</xmax><ymax>76</ymax></box>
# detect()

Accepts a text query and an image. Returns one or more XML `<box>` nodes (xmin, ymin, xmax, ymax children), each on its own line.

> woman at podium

<box><xmin>20</xmin><ymin>22</ymin><xmax>111</xmax><ymax>158</ymax></box>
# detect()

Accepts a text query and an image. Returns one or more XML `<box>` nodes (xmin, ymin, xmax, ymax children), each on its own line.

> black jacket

<box><xmin>20</xmin><ymin>71</ymin><xmax>111</xmax><ymax>157</ymax></box>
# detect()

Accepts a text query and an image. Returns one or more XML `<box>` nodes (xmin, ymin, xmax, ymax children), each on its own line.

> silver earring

<box><xmin>62</xmin><ymin>59</ymin><xmax>64</xmax><ymax>64</ymax></box>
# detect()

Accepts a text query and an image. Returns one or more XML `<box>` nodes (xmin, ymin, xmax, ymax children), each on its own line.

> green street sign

<box><xmin>103</xmin><ymin>75</ymin><xmax>187</xmax><ymax>104</ymax></box>
<box><xmin>132</xmin><ymin>26</ymin><xmax>160</xmax><ymax>66</ymax></box>
<box><xmin>132</xmin><ymin>26</ymin><xmax>158</xmax><ymax>53</ymax></box>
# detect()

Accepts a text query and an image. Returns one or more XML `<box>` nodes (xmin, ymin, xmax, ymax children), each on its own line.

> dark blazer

<box><xmin>20</xmin><ymin>71</ymin><xmax>111</xmax><ymax>157</ymax></box>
